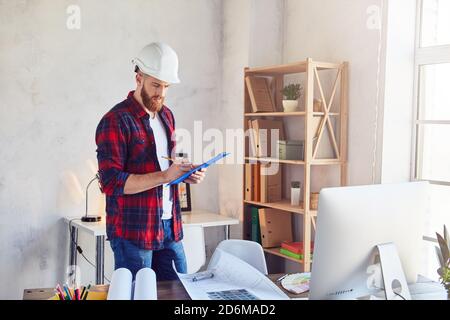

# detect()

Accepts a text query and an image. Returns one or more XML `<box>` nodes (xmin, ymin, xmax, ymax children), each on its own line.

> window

<box><xmin>420</xmin><ymin>0</ymin><xmax>450</xmax><ymax>47</ymax></box>
<box><xmin>414</xmin><ymin>0</ymin><xmax>450</xmax><ymax>237</ymax></box>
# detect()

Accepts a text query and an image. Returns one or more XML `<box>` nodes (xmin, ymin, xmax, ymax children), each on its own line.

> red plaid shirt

<box><xmin>95</xmin><ymin>91</ymin><xmax>182</xmax><ymax>250</ymax></box>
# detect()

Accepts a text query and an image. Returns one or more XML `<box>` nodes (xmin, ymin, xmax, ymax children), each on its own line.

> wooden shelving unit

<box><xmin>245</xmin><ymin>199</ymin><xmax>302</xmax><ymax>215</ymax></box>
<box><xmin>244</xmin><ymin>111</ymin><xmax>306</xmax><ymax>117</ymax></box>
<box><xmin>244</xmin><ymin>112</ymin><xmax>340</xmax><ymax>117</ymax></box>
<box><xmin>245</xmin><ymin>157</ymin><xmax>305</xmax><ymax>165</ymax></box>
<box><xmin>243</xmin><ymin>58</ymin><xmax>348</xmax><ymax>272</ymax></box>
<box><xmin>244</xmin><ymin>157</ymin><xmax>343</xmax><ymax>166</ymax></box>
<box><xmin>263</xmin><ymin>247</ymin><xmax>303</xmax><ymax>264</ymax></box>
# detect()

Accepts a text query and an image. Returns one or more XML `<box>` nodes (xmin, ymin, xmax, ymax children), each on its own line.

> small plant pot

<box><xmin>282</xmin><ymin>100</ymin><xmax>299</xmax><ymax>112</ymax></box>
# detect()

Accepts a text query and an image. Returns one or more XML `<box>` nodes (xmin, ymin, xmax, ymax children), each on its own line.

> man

<box><xmin>95</xmin><ymin>42</ymin><xmax>206</xmax><ymax>280</ymax></box>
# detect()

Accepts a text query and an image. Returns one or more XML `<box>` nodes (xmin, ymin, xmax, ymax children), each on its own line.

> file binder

<box><xmin>166</xmin><ymin>152</ymin><xmax>230</xmax><ymax>186</ymax></box>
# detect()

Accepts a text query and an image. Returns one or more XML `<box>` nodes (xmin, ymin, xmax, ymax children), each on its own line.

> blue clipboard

<box><xmin>165</xmin><ymin>152</ymin><xmax>230</xmax><ymax>187</ymax></box>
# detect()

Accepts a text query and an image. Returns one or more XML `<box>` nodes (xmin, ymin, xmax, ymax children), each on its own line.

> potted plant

<box><xmin>435</xmin><ymin>225</ymin><xmax>450</xmax><ymax>296</ymax></box>
<box><xmin>281</xmin><ymin>83</ymin><xmax>303</xmax><ymax>112</ymax></box>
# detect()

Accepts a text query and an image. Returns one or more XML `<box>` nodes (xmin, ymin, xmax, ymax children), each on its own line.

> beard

<box><xmin>141</xmin><ymin>85</ymin><xmax>164</xmax><ymax>113</ymax></box>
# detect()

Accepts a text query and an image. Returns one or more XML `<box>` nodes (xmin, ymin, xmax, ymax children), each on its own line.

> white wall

<box><xmin>219</xmin><ymin>0</ymin><xmax>284</xmax><ymax>242</ymax></box>
<box><xmin>0</xmin><ymin>0</ymin><xmax>222</xmax><ymax>299</ymax></box>
<box><xmin>284</xmin><ymin>0</ymin><xmax>386</xmax><ymax>186</ymax></box>
<box><xmin>380</xmin><ymin>0</ymin><xmax>416</xmax><ymax>183</ymax></box>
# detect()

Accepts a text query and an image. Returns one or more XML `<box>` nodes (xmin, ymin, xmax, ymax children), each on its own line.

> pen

<box><xmin>192</xmin><ymin>272</ymin><xmax>214</xmax><ymax>282</ymax></box>
<box><xmin>83</xmin><ymin>284</ymin><xmax>91</xmax><ymax>300</ymax></box>
<box><xmin>162</xmin><ymin>156</ymin><xmax>191</xmax><ymax>164</ymax></box>
<box><xmin>80</xmin><ymin>286</ymin><xmax>86</xmax><ymax>300</ymax></box>
<box><xmin>276</xmin><ymin>274</ymin><xmax>288</xmax><ymax>282</ymax></box>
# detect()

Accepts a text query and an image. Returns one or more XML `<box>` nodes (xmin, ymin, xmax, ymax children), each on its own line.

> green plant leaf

<box><xmin>444</xmin><ymin>266</ymin><xmax>450</xmax><ymax>283</ymax></box>
<box><xmin>281</xmin><ymin>83</ymin><xmax>303</xmax><ymax>100</ymax></box>
<box><xmin>436</xmin><ymin>232</ymin><xmax>450</xmax><ymax>266</ymax></box>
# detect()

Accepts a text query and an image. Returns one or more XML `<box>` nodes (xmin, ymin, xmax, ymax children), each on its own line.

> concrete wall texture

<box><xmin>1</xmin><ymin>0</ymin><xmax>391</xmax><ymax>298</ymax></box>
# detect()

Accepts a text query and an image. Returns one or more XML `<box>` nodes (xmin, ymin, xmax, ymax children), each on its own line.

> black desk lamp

<box><xmin>81</xmin><ymin>173</ymin><xmax>102</xmax><ymax>222</ymax></box>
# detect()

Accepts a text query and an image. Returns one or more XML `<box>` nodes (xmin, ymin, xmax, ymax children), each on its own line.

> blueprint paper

<box><xmin>176</xmin><ymin>248</ymin><xmax>289</xmax><ymax>300</ymax></box>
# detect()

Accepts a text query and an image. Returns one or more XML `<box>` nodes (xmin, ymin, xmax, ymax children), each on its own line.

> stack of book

<box><xmin>245</xmin><ymin>76</ymin><xmax>277</xmax><ymax>113</ymax></box>
<box><xmin>279</xmin><ymin>241</ymin><xmax>314</xmax><ymax>261</ymax></box>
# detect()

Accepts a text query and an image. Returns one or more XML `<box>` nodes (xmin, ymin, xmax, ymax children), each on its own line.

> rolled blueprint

<box><xmin>134</xmin><ymin>268</ymin><xmax>157</xmax><ymax>300</ymax></box>
<box><xmin>107</xmin><ymin>268</ymin><xmax>133</xmax><ymax>300</ymax></box>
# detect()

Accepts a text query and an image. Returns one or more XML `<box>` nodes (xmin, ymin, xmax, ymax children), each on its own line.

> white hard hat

<box><xmin>132</xmin><ymin>42</ymin><xmax>180</xmax><ymax>84</ymax></box>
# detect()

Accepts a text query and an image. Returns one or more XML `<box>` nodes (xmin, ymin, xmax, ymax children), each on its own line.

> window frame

<box><xmin>411</xmin><ymin>0</ymin><xmax>450</xmax><ymax>186</ymax></box>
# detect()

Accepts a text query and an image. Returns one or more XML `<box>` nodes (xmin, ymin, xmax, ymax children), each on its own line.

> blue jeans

<box><xmin>109</xmin><ymin>219</ymin><xmax>187</xmax><ymax>281</ymax></box>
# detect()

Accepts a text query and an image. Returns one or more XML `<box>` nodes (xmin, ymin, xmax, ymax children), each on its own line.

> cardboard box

<box><xmin>260</xmin><ymin>163</ymin><xmax>282</xmax><ymax>203</ymax></box>
<box><xmin>278</xmin><ymin>140</ymin><xmax>304</xmax><ymax>160</ymax></box>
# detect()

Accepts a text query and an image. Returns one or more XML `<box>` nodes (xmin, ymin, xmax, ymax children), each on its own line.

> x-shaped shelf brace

<box><xmin>311</xmin><ymin>216</ymin><xmax>316</xmax><ymax>231</ymax></box>
<box><xmin>312</xmin><ymin>66</ymin><xmax>342</xmax><ymax>160</ymax></box>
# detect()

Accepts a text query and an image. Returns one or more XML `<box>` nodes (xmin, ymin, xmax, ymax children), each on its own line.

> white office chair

<box><xmin>181</xmin><ymin>225</ymin><xmax>206</xmax><ymax>274</ymax></box>
<box><xmin>216</xmin><ymin>239</ymin><xmax>268</xmax><ymax>275</ymax></box>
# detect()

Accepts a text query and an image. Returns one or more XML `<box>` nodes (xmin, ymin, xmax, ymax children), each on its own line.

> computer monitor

<box><xmin>309</xmin><ymin>181</ymin><xmax>429</xmax><ymax>300</ymax></box>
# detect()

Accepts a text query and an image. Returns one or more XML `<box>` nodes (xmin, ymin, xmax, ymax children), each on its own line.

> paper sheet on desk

<box><xmin>176</xmin><ymin>248</ymin><xmax>289</xmax><ymax>300</ymax></box>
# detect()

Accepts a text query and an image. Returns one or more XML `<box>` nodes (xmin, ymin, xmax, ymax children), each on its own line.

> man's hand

<box><xmin>163</xmin><ymin>162</ymin><xmax>193</xmax><ymax>183</ymax></box>
<box><xmin>184</xmin><ymin>166</ymin><xmax>207</xmax><ymax>184</ymax></box>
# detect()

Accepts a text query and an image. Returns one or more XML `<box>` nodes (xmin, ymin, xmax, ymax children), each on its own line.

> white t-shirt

<box><xmin>149</xmin><ymin>112</ymin><xmax>173</xmax><ymax>220</ymax></box>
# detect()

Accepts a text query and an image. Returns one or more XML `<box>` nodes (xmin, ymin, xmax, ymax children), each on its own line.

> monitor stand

<box><xmin>375</xmin><ymin>242</ymin><xmax>412</xmax><ymax>300</ymax></box>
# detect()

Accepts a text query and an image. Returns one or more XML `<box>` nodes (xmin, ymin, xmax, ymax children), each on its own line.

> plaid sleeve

<box><xmin>95</xmin><ymin>114</ymin><xmax>130</xmax><ymax>196</ymax></box>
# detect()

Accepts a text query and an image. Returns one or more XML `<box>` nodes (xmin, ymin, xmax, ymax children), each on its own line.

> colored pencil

<box><xmin>82</xmin><ymin>284</ymin><xmax>91</xmax><ymax>300</ymax></box>
<box><xmin>55</xmin><ymin>284</ymin><xmax>66</xmax><ymax>300</ymax></box>
<box><xmin>80</xmin><ymin>286</ymin><xmax>86</xmax><ymax>300</ymax></box>
<box><xmin>63</xmin><ymin>285</ymin><xmax>71</xmax><ymax>300</ymax></box>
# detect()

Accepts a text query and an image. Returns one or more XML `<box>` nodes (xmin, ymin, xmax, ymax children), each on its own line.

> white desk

<box><xmin>64</xmin><ymin>211</ymin><xmax>239</xmax><ymax>285</ymax></box>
